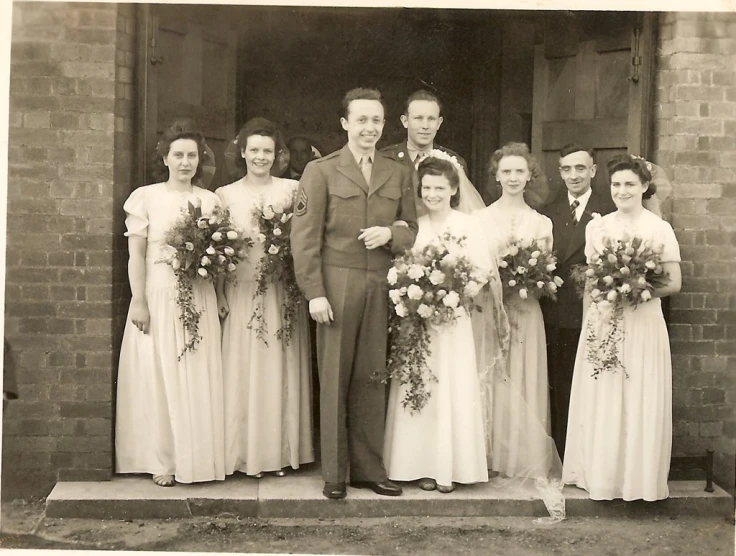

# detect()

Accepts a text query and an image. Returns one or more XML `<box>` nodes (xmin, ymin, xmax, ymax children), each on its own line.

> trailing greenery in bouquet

<box><xmin>382</xmin><ymin>232</ymin><xmax>491</xmax><ymax>414</ymax></box>
<box><xmin>248</xmin><ymin>190</ymin><xmax>304</xmax><ymax>346</ymax></box>
<box><xmin>498</xmin><ymin>237</ymin><xmax>563</xmax><ymax>302</ymax></box>
<box><xmin>571</xmin><ymin>233</ymin><xmax>669</xmax><ymax>378</ymax></box>
<box><xmin>160</xmin><ymin>198</ymin><xmax>252</xmax><ymax>359</ymax></box>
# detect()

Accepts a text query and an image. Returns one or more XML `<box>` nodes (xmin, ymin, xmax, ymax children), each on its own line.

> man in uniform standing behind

<box><xmin>291</xmin><ymin>88</ymin><xmax>418</xmax><ymax>500</ymax></box>
<box><xmin>381</xmin><ymin>90</ymin><xmax>469</xmax><ymax>215</ymax></box>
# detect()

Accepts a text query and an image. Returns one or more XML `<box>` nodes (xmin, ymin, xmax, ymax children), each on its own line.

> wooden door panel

<box><xmin>531</xmin><ymin>13</ymin><xmax>655</xmax><ymax>206</ymax></box>
<box><xmin>138</xmin><ymin>5</ymin><xmax>237</xmax><ymax>188</ymax></box>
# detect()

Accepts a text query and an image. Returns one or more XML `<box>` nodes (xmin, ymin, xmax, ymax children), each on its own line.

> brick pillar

<box><xmin>4</xmin><ymin>2</ymin><xmax>136</xmax><ymax>498</ymax></box>
<box><xmin>654</xmin><ymin>12</ymin><xmax>736</xmax><ymax>490</ymax></box>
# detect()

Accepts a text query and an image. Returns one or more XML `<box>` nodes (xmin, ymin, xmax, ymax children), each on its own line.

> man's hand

<box><xmin>309</xmin><ymin>297</ymin><xmax>334</xmax><ymax>324</ymax></box>
<box><xmin>358</xmin><ymin>226</ymin><xmax>392</xmax><ymax>250</ymax></box>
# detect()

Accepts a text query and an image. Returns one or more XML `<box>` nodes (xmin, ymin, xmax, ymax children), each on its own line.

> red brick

<box><xmin>60</xmin><ymin>233</ymin><xmax>112</xmax><ymax>250</ymax></box>
<box><xmin>59</xmin><ymin>402</ymin><xmax>111</xmax><ymax>419</ymax></box>
<box><xmin>5</xmin><ymin>302</ymin><xmax>56</xmax><ymax>318</ymax></box>
<box><xmin>671</xmin><ymin>341</ymin><xmax>716</xmax><ymax>356</ymax></box>
<box><xmin>716</xmin><ymin>342</ymin><xmax>736</xmax><ymax>356</ymax></box>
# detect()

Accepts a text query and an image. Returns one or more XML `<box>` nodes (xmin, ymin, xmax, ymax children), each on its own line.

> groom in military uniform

<box><xmin>291</xmin><ymin>87</ymin><xmax>417</xmax><ymax>500</ymax></box>
<box><xmin>381</xmin><ymin>90</ymin><xmax>468</xmax><ymax>216</ymax></box>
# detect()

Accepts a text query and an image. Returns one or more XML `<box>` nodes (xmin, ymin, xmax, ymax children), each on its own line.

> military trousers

<box><xmin>317</xmin><ymin>265</ymin><xmax>389</xmax><ymax>484</ymax></box>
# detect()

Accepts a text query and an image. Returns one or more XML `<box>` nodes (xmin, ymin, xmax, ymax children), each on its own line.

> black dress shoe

<box><xmin>323</xmin><ymin>482</ymin><xmax>347</xmax><ymax>499</ymax></box>
<box><xmin>350</xmin><ymin>480</ymin><xmax>403</xmax><ymax>496</ymax></box>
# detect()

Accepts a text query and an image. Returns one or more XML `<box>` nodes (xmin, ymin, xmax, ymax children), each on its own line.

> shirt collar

<box><xmin>407</xmin><ymin>142</ymin><xmax>434</xmax><ymax>162</ymax></box>
<box><xmin>568</xmin><ymin>186</ymin><xmax>592</xmax><ymax>207</ymax></box>
<box><xmin>348</xmin><ymin>144</ymin><xmax>375</xmax><ymax>166</ymax></box>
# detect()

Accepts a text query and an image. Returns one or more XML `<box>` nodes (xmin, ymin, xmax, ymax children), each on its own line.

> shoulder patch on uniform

<box><xmin>295</xmin><ymin>188</ymin><xmax>308</xmax><ymax>216</ymax></box>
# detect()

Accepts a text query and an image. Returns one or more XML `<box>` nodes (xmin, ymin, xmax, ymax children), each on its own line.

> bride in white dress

<box><xmin>383</xmin><ymin>152</ymin><xmax>498</xmax><ymax>492</ymax></box>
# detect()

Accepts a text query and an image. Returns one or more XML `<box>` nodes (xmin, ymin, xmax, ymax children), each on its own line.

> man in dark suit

<box><xmin>282</xmin><ymin>136</ymin><xmax>322</xmax><ymax>181</ymax></box>
<box><xmin>542</xmin><ymin>144</ymin><xmax>616</xmax><ymax>459</ymax></box>
<box><xmin>291</xmin><ymin>88</ymin><xmax>417</xmax><ymax>500</ymax></box>
<box><xmin>380</xmin><ymin>90</ymin><xmax>468</xmax><ymax>216</ymax></box>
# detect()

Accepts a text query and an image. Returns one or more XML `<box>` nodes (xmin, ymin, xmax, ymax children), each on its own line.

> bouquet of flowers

<box><xmin>248</xmin><ymin>190</ymin><xmax>304</xmax><ymax>346</ymax></box>
<box><xmin>498</xmin><ymin>237</ymin><xmax>563</xmax><ymax>301</ymax></box>
<box><xmin>160</xmin><ymin>197</ymin><xmax>252</xmax><ymax>359</ymax></box>
<box><xmin>571</xmin><ymin>233</ymin><xmax>669</xmax><ymax>378</ymax></box>
<box><xmin>382</xmin><ymin>232</ymin><xmax>490</xmax><ymax>413</ymax></box>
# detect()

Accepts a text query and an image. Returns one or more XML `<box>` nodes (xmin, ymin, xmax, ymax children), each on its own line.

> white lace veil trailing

<box><xmin>462</xmin><ymin>172</ymin><xmax>565</xmax><ymax>523</ymax></box>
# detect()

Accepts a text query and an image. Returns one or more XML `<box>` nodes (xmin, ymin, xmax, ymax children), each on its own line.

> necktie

<box><xmin>360</xmin><ymin>155</ymin><xmax>372</xmax><ymax>185</ymax></box>
<box><xmin>570</xmin><ymin>199</ymin><xmax>580</xmax><ymax>225</ymax></box>
<box><xmin>414</xmin><ymin>151</ymin><xmax>428</xmax><ymax>168</ymax></box>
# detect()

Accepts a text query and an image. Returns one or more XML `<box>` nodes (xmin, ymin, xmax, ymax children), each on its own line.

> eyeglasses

<box><xmin>559</xmin><ymin>165</ymin><xmax>591</xmax><ymax>175</ymax></box>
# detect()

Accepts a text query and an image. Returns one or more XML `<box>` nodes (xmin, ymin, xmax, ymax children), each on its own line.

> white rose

<box><xmin>591</xmin><ymin>288</ymin><xmax>601</xmax><ymax>298</ymax></box>
<box><xmin>197</xmin><ymin>267</ymin><xmax>208</xmax><ymax>278</ymax></box>
<box><xmin>442</xmin><ymin>291</ymin><xmax>460</xmax><ymax>308</ymax></box>
<box><xmin>388</xmin><ymin>289</ymin><xmax>402</xmax><ymax>304</ymax></box>
<box><xmin>507</xmin><ymin>245</ymin><xmax>519</xmax><ymax>256</ymax></box>
<box><xmin>585</xmin><ymin>268</ymin><xmax>596</xmax><ymax>278</ymax></box>
<box><xmin>435</xmin><ymin>289</ymin><xmax>447</xmax><ymax>299</ymax></box>
<box><xmin>645</xmin><ymin>260</ymin><xmax>657</xmax><ymax>270</ymax></box>
<box><xmin>546</xmin><ymin>262</ymin><xmax>557</xmax><ymax>272</ymax></box>
<box><xmin>464</xmin><ymin>281</ymin><xmax>481</xmax><ymax>297</ymax></box>
<box><xmin>499</xmin><ymin>260</ymin><xmax>509</xmax><ymax>268</ymax></box>
<box><xmin>273</xmin><ymin>228</ymin><xmax>282</xmax><ymax>237</ymax></box>
<box><xmin>536</xmin><ymin>281</ymin><xmax>544</xmax><ymax>289</ymax></box>
<box><xmin>531</xmin><ymin>250</ymin><xmax>541</xmax><ymax>259</ymax></box>
<box><xmin>637</xmin><ymin>276</ymin><xmax>647</xmax><ymax>287</ymax></box>
<box><xmin>262</xmin><ymin>206</ymin><xmax>275</xmax><ymax>220</ymax></box>
<box><xmin>619</xmin><ymin>283</ymin><xmax>632</xmax><ymax>293</ymax></box>
<box><xmin>211</xmin><ymin>232</ymin><xmax>222</xmax><ymax>242</ymax></box>
<box><xmin>641</xmin><ymin>290</ymin><xmax>652</xmax><ymax>301</ymax></box>
<box><xmin>257</xmin><ymin>233</ymin><xmax>267</xmax><ymax>244</ymax></box>
<box><xmin>201</xmin><ymin>256</ymin><xmax>211</xmax><ymax>266</ymax></box>
<box><xmin>227</xmin><ymin>263</ymin><xmax>237</xmax><ymax>272</ymax></box>
<box><xmin>185</xmin><ymin>242</ymin><xmax>194</xmax><ymax>251</ymax></box>
<box><xmin>607</xmin><ymin>290</ymin><xmax>618</xmax><ymax>302</ymax></box>
<box><xmin>206</xmin><ymin>246</ymin><xmax>216</xmax><ymax>255</ymax></box>
<box><xmin>224</xmin><ymin>246</ymin><xmax>234</xmax><ymax>256</ymax></box>
<box><xmin>172</xmin><ymin>258</ymin><xmax>181</xmax><ymax>270</ymax></box>
<box><xmin>602</xmin><ymin>276</ymin><xmax>614</xmax><ymax>286</ymax></box>
<box><xmin>227</xmin><ymin>231</ymin><xmax>238</xmax><ymax>240</ymax></box>
<box><xmin>519</xmin><ymin>288</ymin><xmax>528</xmax><ymax>300</ymax></box>
<box><xmin>517</xmin><ymin>266</ymin><xmax>527</xmax><ymax>274</ymax></box>
<box><xmin>407</xmin><ymin>264</ymin><xmax>425</xmax><ymax>280</ymax></box>
<box><xmin>417</xmin><ymin>304</ymin><xmax>433</xmax><ymax>318</ymax></box>
<box><xmin>387</xmin><ymin>267</ymin><xmax>399</xmax><ymax>285</ymax></box>
<box><xmin>395</xmin><ymin>303</ymin><xmax>408</xmax><ymax>317</ymax></box>
<box><xmin>553</xmin><ymin>276</ymin><xmax>564</xmax><ymax>287</ymax></box>
<box><xmin>508</xmin><ymin>279</ymin><xmax>517</xmax><ymax>287</ymax></box>
<box><xmin>548</xmin><ymin>282</ymin><xmax>558</xmax><ymax>292</ymax></box>
<box><xmin>268</xmin><ymin>244</ymin><xmax>280</xmax><ymax>255</ymax></box>
<box><xmin>197</xmin><ymin>217</ymin><xmax>209</xmax><ymax>229</ymax></box>
<box><xmin>209</xmin><ymin>216</ymin><xmax>218</xmax><ymax>225</ymax></box>
<box><xmin>528</xmin><ymin>258</ymin><xmax>538</xmax><ymax>267</ymax></box>
<box><xmin>429</xmin><ymin>270</ymin><xmax>446</xmax><ymax>285</ymax></box>
<box><xmin>407</xmin><ymin>284</ymin><xmax>424</xmax><ymax>300</ymax></box>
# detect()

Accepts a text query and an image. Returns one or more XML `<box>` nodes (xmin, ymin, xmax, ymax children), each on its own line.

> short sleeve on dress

<box><xmin>658</xmin><ymin>220</ymin><xmax>681</xmax><ymax>263</ymax></box>
<box><xmin>537</xmin><ymin>213</ymin><xmax>554</xmax><ymax>251</ymax></box>
<box><xmin>123</xmin><ymin>187</ymin><xmax>148</xmax><ymax>238</ymax></box>
<box><xmin>584</xmin><ymin>217</ymin><xmax>603</xmax><ymax>263</ymax></box>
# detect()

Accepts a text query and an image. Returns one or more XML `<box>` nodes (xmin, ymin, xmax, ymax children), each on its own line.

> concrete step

<box><xmin>45</xmin><ymin>467</ymin><xmax>732</xmax><ymax>520</ymax></box>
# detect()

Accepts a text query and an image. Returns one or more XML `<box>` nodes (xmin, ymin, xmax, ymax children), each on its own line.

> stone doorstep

<box><xmin>45</xmin><ymin>469</ymin><xmax>732</xmax><ymax>520</ymax></box>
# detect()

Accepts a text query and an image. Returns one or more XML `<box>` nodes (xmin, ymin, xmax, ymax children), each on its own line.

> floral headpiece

<box><xmin>630</xmin><ymin>155</ymin><xmax>653</xmax><ymax>172</ymax></box>
<box><xmin>423</xmin><ymin>149</ymin><xmax>464</xmax><ymax>175</ymax></box>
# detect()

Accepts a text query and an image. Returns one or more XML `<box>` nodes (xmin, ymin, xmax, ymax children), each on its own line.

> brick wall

<box><xmin>654</xmin><ymin>12</ymin><xmax>736</xmax><ymax>490</ymax></box>
<box><xmin>3</xmin><ymin>2</ymin><xmax>135</xmax><ymax>498</ymax></box>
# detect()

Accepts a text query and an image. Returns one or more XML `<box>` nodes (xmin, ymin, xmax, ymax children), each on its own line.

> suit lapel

<box><xmin>336</xmin><ymin>144</ymin><xmax>368</xmax><ymax>194</ymax></box>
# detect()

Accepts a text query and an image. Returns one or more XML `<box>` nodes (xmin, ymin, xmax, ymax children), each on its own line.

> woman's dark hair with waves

<box><xmin>417</xmin><ymin>156</ymin><xmax>461</xmax><ymax>208</ymax></box>
<box><xmin>607</xmin><ymin>154</ymin><xmax>656</xmax><ymax>200</ymax></box>
<box><xmin>153</xmin><ymin>118</ymin><xmax>207</xmax><ymax>182</ymax></box>
<box><xmin>233</xmin><ymin>117</ymin><xmax>285</xmax><ymax>175</ymax></box>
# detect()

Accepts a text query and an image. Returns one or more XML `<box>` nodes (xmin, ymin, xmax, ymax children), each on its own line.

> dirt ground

<box><xmin>1</xmin><ymin>499</ymin><xmax>735</xmax><ymax>555</ymax></box>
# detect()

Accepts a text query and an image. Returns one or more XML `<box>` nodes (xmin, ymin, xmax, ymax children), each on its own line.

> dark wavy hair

<box><xmin>341</xmin><ymin>87</ymin><xmax>385</xmax><ymax>119</ymax></box>
<box><xmin>488</xmin><ymin>142</ymin><xmax>542</xmax><ymax>189</ymax></box>
<box><xmin>233</xmin><ymin>117</ymin><xmax>285</xmax><ymax>176</ymax></box>
<box><xmin>153</xmin><ymin>118</ymin><xmax>207</xmax><ymax>182</ymax></box>
<box><xmin>417</xmin><ymin>156</ymin><xmax>461</xmax><ymax>208</ymax></box>
<box><xmin>607</xmin><ymin>154</ymin><xmax>656</xmax><ymax>199</ymax></box>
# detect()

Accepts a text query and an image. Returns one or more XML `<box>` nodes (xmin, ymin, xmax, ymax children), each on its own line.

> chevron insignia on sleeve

<box><xmin>295</xmin><ymin>189</ymin><xmax>308</xmax><ymax>216</ymax></box>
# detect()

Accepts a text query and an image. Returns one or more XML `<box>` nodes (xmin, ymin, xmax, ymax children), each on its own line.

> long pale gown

<box><xmin>216</xmin><ymin>177</ymin><xmax>314</xmax><ymax>476</ymax></box>
<box><xmin>384</xmin><ymin>210</ymin><xmax>489</xmax><ymax>487</ymax></box>
<box><xmin>563</xmin><ymin>209</ymin><xmax>680</xmax><ymax>501</ymax></box>
<box><xmin>115</xmin><ymin>183</ymin><xmax>225</xmax><ymax>483</ymax></box>
<box><xmin>475</xmin><ymin>202</ymin><xmax>555</xmax><ymax>478</ymax></box>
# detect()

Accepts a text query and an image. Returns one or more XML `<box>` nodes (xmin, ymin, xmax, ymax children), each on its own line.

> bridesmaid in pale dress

<box><xmin>216</xmin><ymin>118</ymin><xmax>314</xmax><ymax>478</ymax></box>
<box><xmin>116</xmin><ymin>119</ymin><xmax>225</xmax><ymax>487</ymax></box>
<box><xmin>563</xmin><ymin>154</ymin><xmax>681</xmax><ymax>501</ymax></box>
<box><xmin>475</xmin><ymin>142</ymin><xmax>559</xmax><ymax>480</ymax></box>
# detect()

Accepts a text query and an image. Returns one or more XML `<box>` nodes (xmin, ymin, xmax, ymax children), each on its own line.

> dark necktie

<box><xmin>570</xmin><ymin>199</ymin><xmax>580</xmax><ymax>225</ymax></box>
